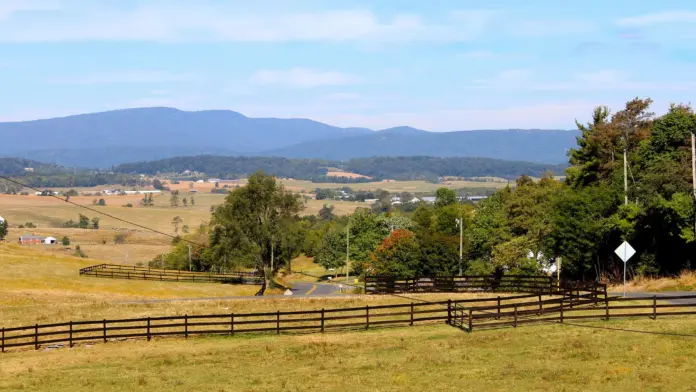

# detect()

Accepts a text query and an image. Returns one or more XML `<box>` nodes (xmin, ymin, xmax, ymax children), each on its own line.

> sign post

<box><xmin>614</xmin><ymin>241</ymin><xmax>636</xmax><ymax>298</ymax></box>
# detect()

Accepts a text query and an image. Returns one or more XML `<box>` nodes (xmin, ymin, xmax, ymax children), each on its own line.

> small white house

<box><xmin>0</xmin><ymin>215</ymin><xmax>4</xmax><ymax>224</ymax></box>
<box><xmin>421</xmin><ymin>196</ymin><xmax>437</xmax><ymax>204</ymax></box>
<box><xmin>43</xmin><ymin>236</ymin><xmax>57</xmax><ymax>245</ymax></box>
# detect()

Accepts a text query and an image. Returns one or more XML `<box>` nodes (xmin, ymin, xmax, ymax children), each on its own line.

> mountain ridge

<box><xmin>0</xmin><ymin>107</ymin><xmax>578</xmax><ymax>167</ymax></box>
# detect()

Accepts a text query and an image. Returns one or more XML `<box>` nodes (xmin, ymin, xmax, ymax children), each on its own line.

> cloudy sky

<box><xmin>1</xmin><ymin>0</ymin><xmax>695</xmax><ymax>130</ymax></box>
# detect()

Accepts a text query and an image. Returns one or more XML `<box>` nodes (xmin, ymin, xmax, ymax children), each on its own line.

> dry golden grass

<box><xmin>2</xmin><ymin>318</ymin><xmax>696</xmax><ymax>391</ymax></box>
<box><xmin>608</xmin><ymin>271</ymin><xmax>696</xmax><ymax>292</ymax></box>
<box><xmin>303</xmin><ymin>199</ymin><xmax>364</xmax><ymax>216</ymax></box>
<box><xmin>0</xmin><ymin>243</ymin><xmax>261</xmax><ymax>324</ymax></box>
<box><xmin>326</xmin><ymin>170</ymin><xmax>371</xmax><ymax>179</ymax></box>
<box><xmin>280</xmin><ymin>178</ymin><xmax>509</xmax><ymax>193</ymax></box>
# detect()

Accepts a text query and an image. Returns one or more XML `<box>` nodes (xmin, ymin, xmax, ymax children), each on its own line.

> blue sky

<box><xmin>1</xmin><ymin>0</ymin><xmax>695</xmax><ymax>130</ymax></box>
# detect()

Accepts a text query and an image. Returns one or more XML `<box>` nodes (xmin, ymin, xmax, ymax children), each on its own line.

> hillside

<box><xmin>113</xmin><ymin>155</ymin><xmax>567</xmax><ymax>181</ymax></box>
<box><xmin>0</xmin><ymin>108</ymin><xmax>577</xmax><ymax>167</ymax></box>
<box><xmin>266</xmin><ymin>129</ymin><xmax>578</xmax><ymax>164</ymax></box>
<box><xmin>0</xmin><ymin>107</ymin><xmax>370</xmax><ymax>166</ymax></box>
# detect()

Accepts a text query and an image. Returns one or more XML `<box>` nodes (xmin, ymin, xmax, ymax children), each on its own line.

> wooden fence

<box><xmin>0</xmin><ymin>293</ymin><xmax>555</xmax><ymax>353</ymax></box>
<box><xmin>451</xmin><ymin>293</ymin><xmax>696</xmax><ymax>332</ymax></box>
<box><xmin>364</xmin><ymin>275</ymin><xmax>556</xmax><ymax>294</ymax></box>
<box><xmin>79</xmin><ymin>264</ymin><xmax>263</xmax><ymax>285</ymax></box>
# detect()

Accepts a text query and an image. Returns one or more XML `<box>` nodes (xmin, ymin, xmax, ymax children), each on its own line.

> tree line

<box><xmin>153</xmin><ymin>98</ymin><xmax>696</xmax><ymax>289</ymax></box>
<box><xmin>113</xmin><ymin>155</ymin><xmax>566</xmax><ymax>181</ymax></box>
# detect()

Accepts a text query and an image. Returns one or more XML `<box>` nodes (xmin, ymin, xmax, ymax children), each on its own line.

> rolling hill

<box><xmin>0</xmin><ymin>107</ymin><xmax>578</xmax><ymax>167</ymax></box>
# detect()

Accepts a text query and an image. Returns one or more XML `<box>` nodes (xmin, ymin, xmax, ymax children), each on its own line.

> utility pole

<box><xmin>270</xmin><ymin>240</ymin><xmax>274</xmax><ymax>275</ymax></box>
<box><xmin>623</xmin><ymin>144</ymin><xmax>629</xmax><ymax>206</ymax></box>
<box><xmin>188</xmin><ymin>244</ymin><xmax>192</xmax><ymax>271</ymax></box>
<box><xmin>455</xmin><ymin>217</ymin><xmax>463</xmax><ymax>276</ymax></box>
<box><xmin>345</xmin><ymin>225</ymin><xmax>350</xmax><ymax>282</ymax></box>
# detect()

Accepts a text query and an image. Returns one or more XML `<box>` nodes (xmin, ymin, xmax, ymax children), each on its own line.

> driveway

<box><xmin>609</xmin><ymin>291</ymin><xmax>696</xmax><ymax>305</ymax></box>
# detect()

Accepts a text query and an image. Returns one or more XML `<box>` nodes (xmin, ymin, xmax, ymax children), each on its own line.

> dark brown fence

<box><xmin>451</xmin><ymin>293</ymin><xmax>696</xmax><ymax>332</ymax></box>
<box><xmin>364</xmin><ymin>275</ymin><xmax>556</xmax><ymax>294</ymax></box>
<box><xmin>79</xmin><ymin>264</ymin><xmax>263</xmax><ymax>285</ymax></box>
<box><xmin>0</xmin><ymin>293</ymin><xmax>557</xmax><ymax>353</ymax></box>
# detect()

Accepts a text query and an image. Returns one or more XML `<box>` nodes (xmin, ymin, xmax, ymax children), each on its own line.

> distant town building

<box><xmin>43</xmin><ymin>236</ymin><xmax>57</xmax><ymax>245</ymax></box>
<box><xmin>207</xmin><ymin>179</ymin><xmax>222</xmax><ymax>183</ymax></box>
<box><xmin>364</xmin><ymin>199</ymin><xmax>379</xmax><ymax>204</ymax></box>
<box><xmin>466</xmin><ymin>196</ymin><xmax>489</xmax><ymax>202</ymax></box>
<box><xmin>18</xmin><ymin>235</ymin><xmax>43</xmax><ymax>245</ymax></box>
<box><xmin>421</xmin><ymin>197</ymin><xmax>437</xmax><ymax>204</ymax></box>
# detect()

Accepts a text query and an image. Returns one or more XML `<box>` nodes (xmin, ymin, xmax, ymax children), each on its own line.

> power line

<box><xmin>0</xmin><ymin>175</ymin><xmax>206</xmax><ymax>248</ymax></box>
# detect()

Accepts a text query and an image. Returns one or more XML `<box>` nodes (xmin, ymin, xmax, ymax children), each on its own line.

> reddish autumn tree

<box><xmin>368</xmin><ymin>229</ymin><xmax>420</xmax><ymax>277</ymax></box>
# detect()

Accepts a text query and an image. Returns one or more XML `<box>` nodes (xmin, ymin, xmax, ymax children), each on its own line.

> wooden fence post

<box><xmin>366</xmin><ymin>305</ymin><xmax>370</xmax><ymax>330</ymax></box>
<box><xmin>468</xmin><ymin>309</ymin><xmax>473</xmax><ymax>332</ymax></box>
<box><xmin>560</xmin><ymin>299</ymin><xmax>564</xmax><ymax>324</ymax></box>
<box><xmin>321</xmin><ymin>309</ymin><xmax>325</xmax><ymax>333</ymax></box>
<box><xmin>230</xmin><ymin>313</ymin><xmax>234</xmax><ymax>335</ymax></box>
<box><xmin>147</xmin><ymin>318</ymin><xmax>151</xmax><ymax>341</ymax></box>
<box><xmin>103</xmin><ymin>319</ymin><xmax>107</xmax><ymax>343</ymax></box>
<box><xmin>496</xmin><ymin>296</ymin><xmax>501</xmax><ymax>320</ymax></box>
<box><xmin>34</xmin><ymin>324</ymin><xmax>38</xmax><ymax>350</ymax></box>
<box><xmin>1</xmin><ymin>327</ymin><xmax>4</xmax><ymax>353</ymax></box>
<box><xmin>69</xmin><ymin>321</ymin><xmax>73</xmax><ymax>348</ymax></box>
<box><xmin>538</xmin><ymin>295</ymin><xmax>543</xmax><ymax>315</ymax></box>
<box><xmin>513</xmin><ymin>305</ymin><xmax>518</xmax><ymax>328</ymax></box>
<box><xmin>653</xmin><ymin>296</ymin><xmax>657</xmax><ymax>320</ymax></box>
<box><xmin>447</xmin><ymin>300</ymin><xmax>452</xmax><ymax>325</ymax></box>
<box><xmin>184</xmin><ymin>314</ymin><xmax>188</xmax><ymax>338</ymax></box>
<box><xmin>604</xmin><ymin>292</ymin><xmax>610</xmax><ymax>321</ymax></box>
<box><xmin>410</xmin><ymin>303</ymin><xmax>414</xmax><ymax>326</ymax></box>
<box><xmin>276</xmin><ymin>311</ymin><xmax>280</xmax><ymax>335</ymax></box>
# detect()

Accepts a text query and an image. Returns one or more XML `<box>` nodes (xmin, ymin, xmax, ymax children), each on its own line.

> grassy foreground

<box><xmin>2</xmin><ymin>318</ymin><xmax>696</xmax><ymax>392</ymax></box>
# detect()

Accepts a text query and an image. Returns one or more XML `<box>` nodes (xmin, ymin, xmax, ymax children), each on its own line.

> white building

<box><xmin>0</xmin><ymin>215</ymin><xmax>4</xmax><ymax>223</ymax></box>
<box><xmin>43</xmin><ymin>236</ymin><xmax>57</xmax><ymax>245</ymax></box>
<box><xmin>207</xmin><ymin>179</ymin><xmax>222</xmax><ymax>183</ymax></box>
<box><xmin>421</xmin><ymin>196</ymin><xmax>437</xmax><ymax>204</ymax></box>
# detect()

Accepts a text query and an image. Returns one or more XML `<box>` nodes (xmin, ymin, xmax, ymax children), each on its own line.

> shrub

<box><xmin>61</xmin><ymin>236</ymin><xmax>70</xmax><ymax>246</ymax></box>
<box><xmin>74</xmin><ymin>245</ymin><xmax>88</xmax><ymax>258</ymax></box>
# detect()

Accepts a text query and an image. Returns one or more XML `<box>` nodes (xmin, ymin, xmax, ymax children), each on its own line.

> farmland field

<box><xmin>1</xmin><ymin>317</ymin><xmax>695</xmax><ymax>391</ymax></box>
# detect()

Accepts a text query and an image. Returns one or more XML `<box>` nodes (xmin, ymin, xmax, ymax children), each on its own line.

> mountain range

<box><xmin>0</xmin><ymin>107</ymin><xmax>579</xmax><ymax>168</ymax></box>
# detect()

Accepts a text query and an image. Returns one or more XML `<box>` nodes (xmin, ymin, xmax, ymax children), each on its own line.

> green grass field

<box><xmin>2</xmin><ymin>318</ymin><xmax>695</xmax><ymax>392</ymax></box>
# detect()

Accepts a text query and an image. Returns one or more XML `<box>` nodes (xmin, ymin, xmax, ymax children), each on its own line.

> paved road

<box><xmin>609</xmin><ymin>291</ymin><xmax>696</xmax><ymax>305</ymax></box>
<box><xmin>291</xmin><ymin>283</ymin><xmax>342</xmax><ymax>296</ymax></box>
<box><xmin>120</xmin><ymin>282</ymin><xmax>346</xmax><ymax>304</ymax></box>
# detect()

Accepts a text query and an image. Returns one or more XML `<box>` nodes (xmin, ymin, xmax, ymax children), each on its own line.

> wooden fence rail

<box><xmin>365</xmin><ymin>275</ymin><xmax>557</xmax><ymax>294</ymax></box>
<box><xmin>0</xmin><ymin>292</ymin><xmax>568</xmax><ymax>353</ymax></box>
<box><xmin>79</xmin><ymin>264</ymin><xmax>263</xmax><ymax>285</ymax></box>
<box><xmin>452</xmin><ymin>294</ymin><xmax>696</xmax><ymax>332</ymax></box>
<box><xmin>8</xmin><ymin>285</ymin><xmax>693</xmax><ymax>354</ymax></box>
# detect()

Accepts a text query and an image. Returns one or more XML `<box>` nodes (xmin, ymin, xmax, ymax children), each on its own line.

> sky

<box><xmin>1</xmin><ymin>0</ymin><xmax>695</xmax><ymax>130</ymax></box>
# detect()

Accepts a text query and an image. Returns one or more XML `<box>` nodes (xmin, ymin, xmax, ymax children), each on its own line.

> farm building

<box><xmin>18</xmin><ymin>235</ymin><xmax>57</xmax><ymax>245</ymax></box>
<box><xmin>18</xmin><ymin>235</ymin><xmax>43</xmax><ymax>245</ymax></box>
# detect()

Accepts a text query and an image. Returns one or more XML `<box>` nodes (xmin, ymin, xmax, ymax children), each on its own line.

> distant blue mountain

<box><xmin>0</xmin><ymin>107</ymin><xmax>578</xmax><ymax>167</ymax></box>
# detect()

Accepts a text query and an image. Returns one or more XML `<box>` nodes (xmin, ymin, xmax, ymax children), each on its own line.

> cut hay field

<box><xmin>280</xmin><ymin>178</ymin><xmax>509</xmax><ymax>193</ymax></box>
<box><xmin>2</xmin><ymin>318</ymin><xmax>696</xmax><ymax>391</ymax></box>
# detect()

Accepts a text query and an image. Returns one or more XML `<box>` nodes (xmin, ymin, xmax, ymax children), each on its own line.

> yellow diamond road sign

<box><xmin>614</xmin><ymin>241</ymin><xmax>636</xmax><ymax>263</ymax></box>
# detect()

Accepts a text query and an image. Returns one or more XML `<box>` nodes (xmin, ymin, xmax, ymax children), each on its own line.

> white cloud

<box><xmin>323</xmin><ymin>93</ymin><xmax>362</xmax><ymax>101</ymax></box>
<box><xmin>616</xmin><ymin>10</ymin><xmax>696</xmax><ymax>27</ymax></box>
<box><xmin>0</xmin><ymin>0</ymin><xmax>58</xmax><ymax>21</ymax></box>
<box><xmin>0</xmin><ymin>4</ymin><xmax>592</xmax><ymax>43</ymax></box>
<box><xmin>48</xmin><ymin>70</ymin><xmax>197</xmax><ymax>84</ymax></box>
<box><xmin>0</xmin><ymin>6</ymin><xmax>491</xmax><ymax>43</ymax></box>
<box><xmin>459</xmin><ymin>50</ymin><xmax>494</xmax><ymax>59</ymax></box>
<box><xmin>250</xmin><ymin>68</ymin><xmax>359</xmax><ymax>89</ymax></box>
<box><xmin>467</xmin><ymin>69</ymin><xmax>696</xmax><ymax>92</ymax></box>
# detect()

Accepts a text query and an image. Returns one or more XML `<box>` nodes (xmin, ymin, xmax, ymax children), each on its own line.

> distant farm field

<box><xmin>280</xmin><ymin>178</ymin><xmax>509</xmax><ymax>193</ymax></box>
